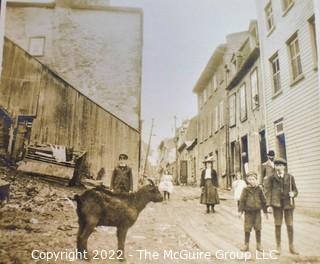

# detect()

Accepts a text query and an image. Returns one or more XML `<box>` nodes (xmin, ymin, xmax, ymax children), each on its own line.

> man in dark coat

<box><xmin>261</xmin><ymin>150</ymin><xmax>275</xmax><ymax>186</ymax></box>
<box><xmin>264</xmin><ymin>157</ymin><xmax>299</xmax><ymax>255</ymax></box>
<box><xmin>111</xmin><ymin>154</ymin><xmax>133</xmax><ymax>193</ymax></box>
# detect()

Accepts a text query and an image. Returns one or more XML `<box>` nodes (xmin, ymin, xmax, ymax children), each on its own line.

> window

<box><xmin>219</xmin><ymin>101</ymin><xmax>224</xmax><ymax>128</ymax></box>
<box><xmin>215</xmin><ymin>106</ymin><xmax>219</xmax><ymax>132</ymax></box>
<box><xmin>29</xmin><ymin>36</ymin><xmax>46</xmax><ymax>56</ymax></box>
<box><xmin>239</xmin><ymin>83</ymin><xmax>247</xmax><ymax>121</ymax></box>
<box><xmin>287</xmin><ymin>33</ymin><xmax>303</xmax><ymax>80</ymax></box>
<box><xmin>270</xmin><ymin>53</ymin><xmax>281</xmax><ymax>94</ymax></box>
<box><xmin>212</xmin><ymin>74</ymin><xmax>218</xmax><ymax>91</ymax></box>
<box><xmin>282</xmin><ymin>0</ymin><xmax>293</xmax><ymax>13</ymax></box>
<box><xmin>229</xmin><ymin>94</ymin><xmax>236</xmax><ymax>127</ymax></box>
<box><xmin>250</xmin><ymin>68</ymin><xmax>259</xmax><ymax>109</ymax></box>
<box><xmin>265</xmin><ymin>2</ymin><xmax>274</xmax><ymax>32</ymax></box>
<box><xmin>309</xmin><ymin>16</ymin><xmax>318</xmax><ymax>68</ymax></box>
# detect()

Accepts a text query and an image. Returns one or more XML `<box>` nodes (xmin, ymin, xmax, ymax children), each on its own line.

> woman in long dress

<box><xmin>200</xmin><ymin>157</ymin><xmax>220</xmax><ymax>213</ymax></box>
<box><xmin>159</xmin><ymin>169</ymin><xmax>174</xmax><ymax>201</ymax></box>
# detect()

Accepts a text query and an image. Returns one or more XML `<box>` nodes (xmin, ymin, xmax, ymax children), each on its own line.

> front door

<box><xmin>180</xmin><ymin>160</ymin><xmax>188</xmax><ymax>184</ymax></box>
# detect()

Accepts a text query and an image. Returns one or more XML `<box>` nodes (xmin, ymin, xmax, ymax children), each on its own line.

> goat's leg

<box><xmin>116</xmin><ymin>227</ymin><xmax>128</xmax><ymax>262</ymax></box>
<box><xmin>77</xmin><ymin>219</ymin><xmax>97</xmax><ymax>257</ymax></box>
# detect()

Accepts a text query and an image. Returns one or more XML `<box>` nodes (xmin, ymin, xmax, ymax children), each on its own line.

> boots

<box><xmin>206</xmin><ymin>205</ymin><xmax>210</xmax><ymax>214</ymax></box>
<box><xmin>256</xmin><ymin>230</ymin><xmax>263</xmax><ymax>252</ymax></box>
<box><xmin>240</xmin><ymin>232</ymin><xmax>250</xmax><ymax>251</ymax></box>
<box><xmin>211</xmin><ymin>205</ymin><xmax>215</xmax><ymax>213</ymax></box>
<box><xmin>287</xmin><ymin>225</ymin><xmax>299</xmax><ymax>255</ymax></box>
<box><xmin>275</xmin><ymin>225</ymin><xmax>281</xmax><ymax>255</ymax></box>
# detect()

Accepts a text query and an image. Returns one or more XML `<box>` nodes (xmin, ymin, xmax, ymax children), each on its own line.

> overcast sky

<box><xmin>111</xmin><ymin>0</ymin><xmax>257</xmax><ymax>163</ymax></box>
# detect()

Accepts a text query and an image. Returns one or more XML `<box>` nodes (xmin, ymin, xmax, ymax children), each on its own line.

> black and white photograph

<box><xmin>0</xmin><ymin>0</ymin><xmax>319</xmax><ymax>263</ymax></box>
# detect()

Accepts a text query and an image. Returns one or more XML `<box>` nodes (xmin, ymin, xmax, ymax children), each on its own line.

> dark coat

<box><xmin>111</xmin><ymin>166</ymin><xmax>133</xmax><ymax>192</ymax></box>
<box><xmin>261</xmin><ymin>159</ymin><xmax>275</xmax><ymax>185</ymax></box>
<box><xmin>239</xmin><ymin>186</ymin><xmax>267</xmax><ymax>213</ymax></box>
<box><xmin>264</xmin><ymin>173</ymin><xmax>298</xmax><ymax>209</ymax></box>
<box><xmin>200</xmin><ymin>169</ymin><xmax>218</xmax><ymax>188</ymax></box>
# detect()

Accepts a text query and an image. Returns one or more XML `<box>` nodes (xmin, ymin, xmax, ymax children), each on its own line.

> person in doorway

<box><xmin>200</xmin><ymin>156</ymin><xmax>220</xmax><ymax>213</ymax></box>
<box><xmin>159</xmin><ymin>168</ymin><xmax>174</xmax><ymax>201</ymax></box>
<box><xmin>232</xmin><ymin>171</ymin><xmax>247</xmax><ymax>210</ymax></box>
<box><xmin>110</xmin><ymin>153</ymin><xmax>133</xmax><ymax>193</ymax></box>
<box><xmin>261</xmin><ymin>150</ymin><xmax>275</xmax><ymax>186</ymax></box>
<box><xmin>241</xmin><ymin>152</ymin><xmax>249</xmax><ymax>177</ymax></box>
<box><xmin>264</xmin><ymin>158</ymin><xmax>299</xmax><ymax>255</ymax></box>
<box><xmin>238</xmin><ymin>172</ymin><xmax>268</xmax><ymax>252</ymax></box>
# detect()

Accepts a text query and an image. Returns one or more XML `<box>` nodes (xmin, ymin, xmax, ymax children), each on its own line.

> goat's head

<box><xmin>141</xmin><ymin>179</ymin><xmax>163</xmax><ymax>203</ymax></box>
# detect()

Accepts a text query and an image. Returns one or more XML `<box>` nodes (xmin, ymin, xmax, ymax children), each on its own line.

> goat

<box><xmin>74</xmin><ymin>179</ymin><xmax>163</xmax><ymax>261</ymax></box>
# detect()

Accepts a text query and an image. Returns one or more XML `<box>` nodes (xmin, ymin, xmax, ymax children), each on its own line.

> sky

<box><xmin>111</xmin><ymin>0</ymin><xmax>257</xmax><ymax>163</ymax></box>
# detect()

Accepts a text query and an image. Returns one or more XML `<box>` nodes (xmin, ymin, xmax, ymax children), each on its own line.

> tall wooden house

<box><xmin>256</xmin><ymin>0</ymin><xmax>320</xmax><ymax>208</ymax></box>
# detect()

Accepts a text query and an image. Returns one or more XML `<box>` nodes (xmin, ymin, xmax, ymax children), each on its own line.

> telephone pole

<box><xmin>143</xmin><ymin>118</ymin><xmax>154</xmax><ymax>177</ymax></box>
<box><xmin>174</xmin><ymin>116</ymin><xmax>179</xmax><ymax>185</ymax></box>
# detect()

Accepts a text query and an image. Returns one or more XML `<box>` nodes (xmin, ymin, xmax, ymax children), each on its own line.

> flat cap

<box><xmin>274</xmin><ymin>157</ymin><xmax>287</xmax><ymax>166</ymax></box>
<box><xmin>119</xmin><ymin>153</ymin><xmax>128</xmax><ymax>160</ymax></box>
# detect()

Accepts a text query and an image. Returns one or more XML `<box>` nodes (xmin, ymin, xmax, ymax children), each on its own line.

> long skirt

<box><xmin>200</xmin><ymin>179</ymin><xmax>220</xmax><ymax>205</ymax></box>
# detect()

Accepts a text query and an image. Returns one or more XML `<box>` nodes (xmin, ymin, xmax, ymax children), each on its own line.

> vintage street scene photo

<box><xmin>0</xmin><ymin>0</ymin><xmax>320</xmax><ymax>263</ymax></box>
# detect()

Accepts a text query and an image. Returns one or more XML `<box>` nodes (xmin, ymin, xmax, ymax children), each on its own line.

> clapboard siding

<box><xmin>0</xmin><ymin>38</ymin><xmax>140</xmax><ymax>187</ymax></box>
<box><xmin>257</xmin><ymin>0</ymin><xmax>320</xmax><ymax>208</ymax></box>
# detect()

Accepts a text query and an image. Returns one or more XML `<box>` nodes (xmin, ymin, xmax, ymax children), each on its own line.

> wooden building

<box><xmin>0</xmin><ymin>38</ymin><xmax>140</xmax><ymax>187</ymax></box>
<box><xmin>193</xmin><ymin>32</ymin><xmax>248</xmax><ymax>189</ymax></box>
<box><xmin>226</xmin><ymin>21</ymin><xmax>267</xmax><ymax>183</ymax></box>
<box><xmin>256</xmin><ymin>0</ymin><xmax>320</xmax><ymax>208</ymax></box>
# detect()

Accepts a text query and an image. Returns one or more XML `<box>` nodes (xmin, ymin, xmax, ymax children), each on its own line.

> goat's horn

<box><xmin>147</xmin><ymin>179</ymin><xmax>155</xmax><ymax>186</ymax></box>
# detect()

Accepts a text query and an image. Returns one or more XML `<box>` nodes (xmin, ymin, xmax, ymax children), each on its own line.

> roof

<box><xmin>193</xmin><ymin>44</ymin><xmax>227</xmax><ymax>94</ymax></box>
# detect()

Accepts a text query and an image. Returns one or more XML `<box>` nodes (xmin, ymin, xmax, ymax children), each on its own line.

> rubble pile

<box><xmin>0</xmin><ymin>165</ymin><xmax>80</xmax><ymax>264</ymax></box>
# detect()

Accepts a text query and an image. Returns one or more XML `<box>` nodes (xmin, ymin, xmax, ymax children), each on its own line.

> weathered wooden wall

<box><xmin>0</xmin><ymin>38</ymin><xmax>140</xmax><ymax>187</ymax></box>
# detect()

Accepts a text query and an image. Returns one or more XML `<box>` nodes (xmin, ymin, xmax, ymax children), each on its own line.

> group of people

<box><xmin>110</xmin><ymin>151</ymin><xmax>299</xmax><ymax>255</ymax></box>
<box><xmin>232</xmin><ymin>150</ymin><xmax>299</xmax><ymax>255</ymax></box>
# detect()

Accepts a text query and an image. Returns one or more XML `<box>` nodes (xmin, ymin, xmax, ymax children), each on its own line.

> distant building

<box><xmin>5</xmin><ymin>0</ymin><xmax>143</xmax><ymax>130</ymax></box>
<box><xmin>0</xmin><ymin>0</ymin><xmax>6</xmax><ymax>74</ymax></box>
<box><xmin>226</xmin><ymin>21</ymin><xmax>267</xmax><ymax>184</ymax></box>
<box><xmin>176</xmin><ymin>117</ymin><xmax>198</xmax><ymax>185</ymax></box>
<box><xmin>256</xmin><ymin>0</ymin><xmax>320</xmax><ymax>208</ymax></box>
<box><xmin>157</xmin><ymin>138</ymin><xmax>176</xmax><ymax>180</ymax></box>
<box><xmin>193</xmin><ymin>32</ymin><xmax>248</xmax><ymax>188</ymax></box>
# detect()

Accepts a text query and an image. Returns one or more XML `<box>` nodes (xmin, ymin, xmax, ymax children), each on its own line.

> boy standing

<box><xmin>264</xmin><ymin>158</ymin><xmax>298</xmax><ymax>255</ymax></box>
<box><xmin>239</xmin><ymin>172</ymin><xmax>268</xmax><ymax>252</ymax></box>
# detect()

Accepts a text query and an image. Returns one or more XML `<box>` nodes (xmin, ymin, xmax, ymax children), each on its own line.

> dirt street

<box><xmin>1</xmin><ymin>165</ymin><xmax>320</xmax><ymax>264</ymax></box>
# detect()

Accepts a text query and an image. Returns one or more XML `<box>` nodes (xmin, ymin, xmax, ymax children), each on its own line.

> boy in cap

<box><xmin>239</xmin><ymin>172</ymin><xmax>268</xmax><ymax>252</ymax></box>
<box><xmin>110</xmin><ymin>153</ymin><xmax>133</xmax><ymax>193</ymax></box>
<box><xmin>264</xmin><ymin>158</ymin><xmax>299</xmax><ymax>255</ymax></box>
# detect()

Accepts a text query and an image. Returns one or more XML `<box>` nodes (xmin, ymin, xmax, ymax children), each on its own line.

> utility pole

<box><xmin>174</xmin><ymin>116</ymin><xmax>179</xmax><ymax>185</ymax></box>
<box><xmin>143</xmin><ymin>118</ymin><xmax>154</xmax><ymax>178</ymax></box>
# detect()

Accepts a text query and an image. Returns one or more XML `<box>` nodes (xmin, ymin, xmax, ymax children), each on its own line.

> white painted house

<box><xmin>256</xmin><ymin>0</ymin><xmax>320</xmax><ymax>208</ymax></box>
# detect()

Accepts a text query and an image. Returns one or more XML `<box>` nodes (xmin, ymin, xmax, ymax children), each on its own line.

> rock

<box><xmin>29</xmin><ymin>218</ymin><xmax>39</xmax><ymax>224</ymax></box>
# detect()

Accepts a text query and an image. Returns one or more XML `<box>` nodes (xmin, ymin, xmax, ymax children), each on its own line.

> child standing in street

<box><xmin>239</xmin><ymin>172</ymin><xmax>268</xmax><ymax>252</ymax></box>
<box><xmin>159</xmin><ymin>169</ymin><xmax>174</xmax><ymax>201</ymax></box>
<box><xmin>232</xmin><ymin>171</ymin><xmax>247</xmax><ymax>210</ymax></box>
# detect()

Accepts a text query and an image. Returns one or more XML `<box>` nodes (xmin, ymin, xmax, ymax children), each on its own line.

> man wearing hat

<box><xmin>200</xmin><ymin>156</ymin><xmax>220</xmax><ymax>213</ymax></box>
<box><xmin>261</xmin><ymin>150</ymin><xmax>275</xmax><ymax>186</ymax></box>
<box><xmin>110</xmin><ymin>153</ymin><xmax>133</xmax><ymax>193</ymax></box>
<box><xmin>264</xmin><ymin>157</ymin><xmax>299</xmax><ymax>255</ymax></box>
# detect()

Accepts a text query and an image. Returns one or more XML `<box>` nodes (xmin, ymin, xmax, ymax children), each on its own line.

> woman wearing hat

<box><xmin>200</xmin><ymin>156</ymin><xmax>220</xmax><ymax>213</ymax></box>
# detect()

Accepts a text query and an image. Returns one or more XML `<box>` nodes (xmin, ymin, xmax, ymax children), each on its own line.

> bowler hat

<box><xmin>203</xmin><ymin>156</ymin><xmax>214</xmax><ymax>163</ymax></box>
<box><xmin>119</xmin><ymin>153</ymin><xmax>128</xmax><ymax>160</ymax></box>
<box><xmin>274</xmin><ymin>157</ymin><xmax>287</xmax><ymax>166</ymax></box>
<box><xmin>267</xmin><ymin>150</ymin><xmax>275</xmax><ymax>157</ymax></box>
